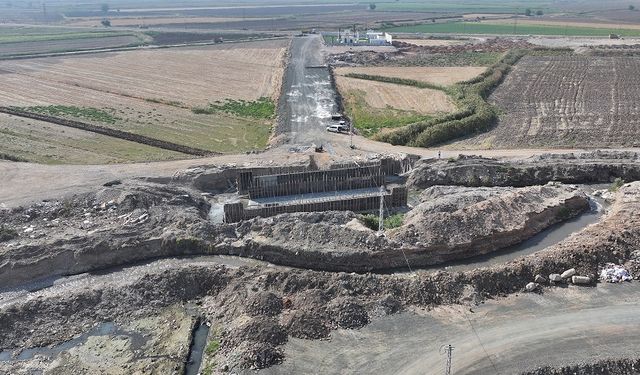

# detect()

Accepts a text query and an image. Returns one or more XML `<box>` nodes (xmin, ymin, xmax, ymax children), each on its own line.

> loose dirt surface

<box><xmin>451</xmin><ymin>55</ymin><xmax>640</xmax><ymax>149</ymax></box>
<box><xmin>334</xmin><ymin>66</ymin><xmax>487</xmax><ymax>86</ymax></box>
<box><xmin>1</xmin><ymin>150</ymin><xmax>640</xmax><ymax>372</ymax></box>
<box><xmin>335</xmin><ymin>76</ymin><xmax>455</xmax><ymax>114</ymax></box>
<box><xmin>263</xmin><ymin>283</ymin><xmax>640</xmax><ymax>375</ymax></box>
<box><xmin>395</xmin><ymin>38</ymin><xmax>467</xmax><ymax>47</ymax></box>
<box><xmin>0</xmin><ymin>39</ymin><xmax>287</xmax><ymax>160</ymax></box>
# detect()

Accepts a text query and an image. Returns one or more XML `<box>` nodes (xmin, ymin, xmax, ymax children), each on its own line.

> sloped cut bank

<box><xmin>0</xmin><ymin>180</ymin><xmax>588</xmax><ymax>288</ymax></box>
<box><xmin>227</xmin><ymin>183</ymin><xmax>588</xmax><ymax>271</ymax></box>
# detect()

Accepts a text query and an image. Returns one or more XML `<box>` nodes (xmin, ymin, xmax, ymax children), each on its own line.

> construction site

<box><xmin>3</xmin><ymin>1</ymin><xmax>640</xmax><ymax>374</ymax></box>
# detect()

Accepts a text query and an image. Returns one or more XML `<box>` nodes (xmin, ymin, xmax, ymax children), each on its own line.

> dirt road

<box><xmin>278</xmin><ymin>35</ymin><xmax>338</xmax><ymax>146</ymax></box>
<box><xmin>262</xmin><ymin>283</ymin><xmax>640</xmax><ymax>374</ymax></box>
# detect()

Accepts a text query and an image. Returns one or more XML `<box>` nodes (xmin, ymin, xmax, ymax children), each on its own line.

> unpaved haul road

<box><xmin>279</xmin><ymin>35</ymin><xmax>338</xmax><ymax>146</ymax></box>
<box><xmin>262</xmin><ymin>283</ymin><xmax>640</xmax><ymax>375</ymax></box>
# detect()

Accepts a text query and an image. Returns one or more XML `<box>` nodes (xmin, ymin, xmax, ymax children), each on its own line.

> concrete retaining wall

<box><xmin>225</xmin><ymin>186</ymin><xmax>407</xmax><ymax>223</ymax></box>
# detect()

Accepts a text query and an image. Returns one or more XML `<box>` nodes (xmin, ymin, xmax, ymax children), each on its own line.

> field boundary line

<box><xmin>0</xmin><ymin>107</ymin><xmax>217</xmax><ymax>156</ymax></box>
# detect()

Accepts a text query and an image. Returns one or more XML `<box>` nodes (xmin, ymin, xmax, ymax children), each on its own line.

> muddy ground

<box><xmin>1</xmin><ymin>152</ymin><xmax>640</xmax><ymax>373</ymax></box>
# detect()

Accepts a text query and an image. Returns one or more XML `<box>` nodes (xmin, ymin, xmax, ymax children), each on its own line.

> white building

<box><xmin>366</xmin><ymin>30</ymin><xmax>393</xmax><ymax>45</ymax></box>
<box><xmin>340</xmin><ymin>29</ymin><xmax>360</xmax><ymax>44</ymax></box>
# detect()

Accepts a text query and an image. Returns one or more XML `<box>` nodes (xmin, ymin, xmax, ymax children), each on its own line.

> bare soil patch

<box><xmin>452</xmin><ymin>55</ymin><xmax>640</xmax><ymax>149</ymax></box>
<box><xmin>394</xmin><ymin>38</ymin><xmax>466</xmax><ymax>47</ymax></box>
<box><xmin>334</xmin><ymin>66</ymin><xmax>486</xmax><ymax>86</ymax></box>
<box><xmin>335</xmin><ymin>76</ymin><xmax>455</xmax><ymax>114</ymax></box>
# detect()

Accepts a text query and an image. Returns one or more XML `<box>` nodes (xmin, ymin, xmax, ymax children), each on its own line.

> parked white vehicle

<box><xmin>326</xmin><ymin>124</ymin><xmax>342</xmax><ymax>133</ymax></box>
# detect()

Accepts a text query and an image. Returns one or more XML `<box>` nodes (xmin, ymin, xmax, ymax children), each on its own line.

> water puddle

<box><xmin>184</xmin><ymin>321</ymin><xmax>210</xmax><ymax>375</ymax></box>
<box><xmin>0</xmin><ymin>322</ymin><xmax>146</xmax><ymax>362</ymax></box>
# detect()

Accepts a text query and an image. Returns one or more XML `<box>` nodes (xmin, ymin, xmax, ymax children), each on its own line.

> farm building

<box><xmin>335</xmin><ymin>29</ymin><xmax>392</xmax><ymax>45</ymax></box>
<box><xmin>366</xmin><ymin>30</ymin><xmax>393</xmax><ymax>45</ymax></box>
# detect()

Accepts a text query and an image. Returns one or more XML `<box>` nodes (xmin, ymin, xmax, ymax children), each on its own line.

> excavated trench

<box><xmin>2</xmin><ymin>153</ymin><xmax>640</xmax><ymax>373</ymax></box>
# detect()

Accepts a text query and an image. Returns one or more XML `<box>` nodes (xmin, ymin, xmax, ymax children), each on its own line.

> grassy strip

<box><xmin>387</xmin><ymin>21</ymin><xmax>640</xmax><ymax>37</ymax></box>
<box><xmin>193</xmin><ymin>97</ymin><xmax>275</xmax><ymax>119</ymax></box>
<box><xmin>342</xmin><ymin>90</ymin><xmax>434</xmax><ymax>137</ymax></box>
<box><xmin>375</xmin><ymin>49</ymin><xmax>529</xmax><ymax>147</ymax></box>
<box><xmin>359</xmin><ymin>213</ymin><xmax>405</xmax><ymax>231</ymax></box>
<box><xmin>343</xmin><ymin>73</ymin><xmax>446</xmax><ymax>91</ymax></box>
<box><xmin>22</xmin><ymin>105</ymin><xmax>118</xmax><ymax>124</ymax></box>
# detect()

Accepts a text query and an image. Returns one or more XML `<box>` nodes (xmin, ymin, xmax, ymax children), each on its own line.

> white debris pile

<box><xmin>599</xmin><ymin>263</ymin><xmax>632</xmax><ymax>283</ymax></box>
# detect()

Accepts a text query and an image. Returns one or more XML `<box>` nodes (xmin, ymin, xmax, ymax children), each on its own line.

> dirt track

<box><xmin>263</xmin><ymin>283</ymin><xmax>640</xmax><ymax>375</ymax></box>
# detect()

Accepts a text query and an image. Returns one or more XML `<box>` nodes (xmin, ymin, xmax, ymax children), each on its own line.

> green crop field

<box><xmin>387</xmin><ymin>21</ymin><xmax>640</xmax><ymax>37</ymax></box>
<box><xmin>372</xmin><ymin>1</ymin><xmax>554</xmax><ymax>13</ymax></box>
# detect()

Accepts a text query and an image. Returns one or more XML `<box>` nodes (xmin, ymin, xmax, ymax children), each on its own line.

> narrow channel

<box><xmin>184</xmin><ymin>320</ymin><xmax>210</xmax><ymax>375</ymax></box>
<box><xmin>429</xmin><ymin>197</ymin><xmax>606</xmax><ymax>273</ymax></box>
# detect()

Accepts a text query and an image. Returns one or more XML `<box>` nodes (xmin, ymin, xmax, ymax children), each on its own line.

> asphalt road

<box><xmin>262</xmin><ymin>282</ymin><xmax>640</xmax><ymax>375</ymax></box>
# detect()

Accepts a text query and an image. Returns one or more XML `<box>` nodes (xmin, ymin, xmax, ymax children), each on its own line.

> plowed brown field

<box><xmin>450</xmin><ymin>55</ymin><xmax>640</xmax><ymax>149</ymax></box>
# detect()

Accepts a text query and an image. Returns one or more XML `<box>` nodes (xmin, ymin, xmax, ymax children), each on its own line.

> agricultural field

<box><xmin>334</xmin><ymin>75</ymin><xmax>456</xmax><ymax>136</ymax></box>
<box><xmin>336</xmin><ymin>77</ymin><xmax>454</xmax><ymax>113</ymax></box>
<box><xmin>0</xmin><ymin>39</ymin><xmax>287</xmax><ymax>163</ymax></box>
<box><xmin>63</xmin><ymin>16</ymin><xmax>271</xmax><ymax>27</ymax></box>
<box><xmin>334</xmin><ymin>66</ymin><xmax>486</xmax><ymax>86</ymax></box>
<box><xmin>0</xmin><ymin>114</ymin><xmax>185</xmax><ymax>164</ymax></box>
<box><xmin>387</xmin><ymin>21</ymin><xmax>640</xmax><ymax>37</ymax></box>
<box><xmin>0</xmin><ymin>26</ymin><xmax>146</xmax><ymax>57</ymax></box>
<box><xmin>451</xmin><ymin>55</ymin><xmax>640</xmax><ymax>149</ymax></box>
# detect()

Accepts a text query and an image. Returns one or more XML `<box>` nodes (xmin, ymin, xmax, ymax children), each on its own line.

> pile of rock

<box><xmin>526</xmin><ymin>268</ymin><xmax>593</xmax><ymax>292</ymax></box>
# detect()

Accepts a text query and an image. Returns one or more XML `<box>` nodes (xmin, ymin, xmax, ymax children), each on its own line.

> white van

<box><xmin>326</xmin><ymin>124</ymin><xmax>341</xmax><ymax>133</ymax></box>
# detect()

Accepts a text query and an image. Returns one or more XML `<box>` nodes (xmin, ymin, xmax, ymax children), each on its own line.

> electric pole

<box><xmin>440</xmin><ymin>344</ymin><xmax>454</xmax><ymax>375</ymax></box>
<box><xmin>349</xmin><ymin>119</ymin><xmax>354</xmax><ymax>149</ymax></box>
<box><xmin>378</xmin><ymin>185</ymin><xmax>385</xmax><ymax>234</ymax></box>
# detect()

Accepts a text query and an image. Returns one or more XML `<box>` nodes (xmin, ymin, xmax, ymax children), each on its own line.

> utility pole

<box><xmin>378</xmin><ymin>185</ymin><xmax>385</xmax><ymax>234</ymax></box>
<box><xmin>349</xmin><ymin>119</ymin><xmax>354</xmax><ymax>149</ymax></box>
<box><xmin>442</xmin><ymin>344</ymin><xmax>454</xmax><ymax>375</ymax></box>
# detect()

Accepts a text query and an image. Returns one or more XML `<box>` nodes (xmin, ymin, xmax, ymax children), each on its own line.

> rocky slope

<box><xmin>0</xmin><ymin>181</ymin><xmax>589</xmax><ymax>286</ymax></box>
<box><xmin>408</xmin><ymin>151</ymin><xmax>640</xmax><ymax>189</ymax></box>
<box><xmin>0</xmin><ymin>183</ymin><xmax>639</xmax><ymax>373</ymax></box>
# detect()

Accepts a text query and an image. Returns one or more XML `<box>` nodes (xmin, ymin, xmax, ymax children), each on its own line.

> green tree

<box><xmin>524</xmin><ymin>8</ymin><xmax>532</xmax><ymax>16</ymax></box>
<box><xmin>535</xmin><ymin>10</ymin><xmax>543</xmax><ymax>16</ymax></box>
<box><xmin>369</xmin><ymin>3</ymin><xmax>376</xmax><ymax>10</ymax></box>
<box><xmin>101</xmin><ymin>18</ymin><xmax>111</xmax><ymax>27</ymax></box>
<box><xmin>630</xmin><ymin>5</ymin><xmax>636</xmax><ymax>10</ymax></box>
